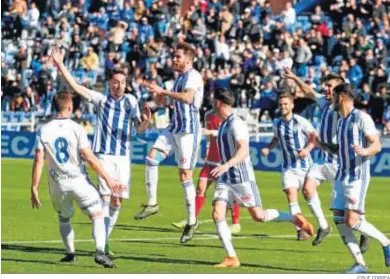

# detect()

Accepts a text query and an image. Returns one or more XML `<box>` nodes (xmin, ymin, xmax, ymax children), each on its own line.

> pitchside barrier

<box><xmin>1</xmin><ymin>131</ymin><xmax>390</xmax><ymax>177</ymax></box>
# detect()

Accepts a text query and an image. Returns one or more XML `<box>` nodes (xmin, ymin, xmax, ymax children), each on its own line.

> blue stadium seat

<box><xmin>2</xmin><ymin>111</ymin><xmax>12</xmax><ymax>123</ymax></box>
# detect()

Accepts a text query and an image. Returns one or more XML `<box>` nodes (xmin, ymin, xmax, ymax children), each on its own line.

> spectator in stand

<box><xmin>348</xmin><ymin>58</ymin><xmax>363</xmax><ymax>88</ymax></box>
<box><xmin>294</xmin><ymin>38</ymin><xmax>312</xmax><ymax>77</ymax></box>
<box><xmin>80</xmin><ymin>47</ymin><xmax>99</xmax><ymax>85</ymax></box>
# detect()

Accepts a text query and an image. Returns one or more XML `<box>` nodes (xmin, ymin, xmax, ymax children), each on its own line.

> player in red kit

<box><xmin>172</xmin><ymin>110</ymin><xmax>242</xmax><ymax>234</ymax></box>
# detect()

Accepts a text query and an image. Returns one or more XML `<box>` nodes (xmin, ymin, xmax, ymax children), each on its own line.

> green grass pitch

<box><xmin>1</xmin><ymin>158</ymin><xmax>389</xmax><ymax>273</ymax></box>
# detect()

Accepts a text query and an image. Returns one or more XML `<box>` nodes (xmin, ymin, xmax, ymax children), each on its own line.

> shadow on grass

<box><xmin>2</xmin><ymin>244</ymin><xmax>334</xmax><ymax>272</ymax></box>
<box><xmin>1</xmin><ymin>244</ymin><xmax>94</xmax><ymax>256</ymax></box>
<box><xmin>1</xmin><ymin>244</ymin><xmax>165</xmax><ymax>257</ymax></box>
<box><xmin>114</xmin><ymin>254</ymin><xmax>332</xmax><ymax>273</ymax></box>
<box><xmin>1</xmin><ymin>257</ymin><xmax>97</xmax><ymax>268</ymax></box>
<box><xmin>120</xmin><ymin>239</ymin><xmax>342</xmax><ymax>255</ymax></box>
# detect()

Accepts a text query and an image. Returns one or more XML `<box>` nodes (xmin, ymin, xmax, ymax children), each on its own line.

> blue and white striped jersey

<box><xmin>169</xmin><ymin>68</ymin><xmax>204</xmax><ymax>134</ymax></box>
<box><xmin>88</xmin><ymin>90</ymin><xmax>141</xmax><ymax>157</ymax></box>
<box><xmin>336</xmin><ymin>109</ymin><xmax>377</xmax><ymax>182</ymax></box>
<box><xmin>316</xmin><ymin>94</ymin><xmax>338</xmax><ymax>165</ymax></box>
<box><xmin>273</xmin><ymin>114</ymin><xmax>315</xmax><ymax>171</ymax></box>
<box><xmin>217</xmin><ymin>114</ymin><xmax>256</xmax><ymax>184</ymax></box>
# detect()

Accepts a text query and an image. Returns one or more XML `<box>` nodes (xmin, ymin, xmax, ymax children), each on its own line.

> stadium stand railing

<box><xmin>1</xmin><ymin>111</ymin><xmax>37</xmax><ymax>132</ymax></box>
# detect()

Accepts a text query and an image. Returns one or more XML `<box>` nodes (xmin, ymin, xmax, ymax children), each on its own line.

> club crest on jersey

<box><xmin>124</xmin><ymin>100</ymin><xmax>132</xmax><ymax>111</ymax></box>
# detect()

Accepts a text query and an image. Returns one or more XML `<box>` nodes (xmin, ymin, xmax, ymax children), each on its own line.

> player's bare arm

<box><xmin>135</xmin><ymin>105</ymin><xmax>152</xmax><ymax>134</ymax></box>
<box><xmin>283</xmin><ymin>67</ymin><xmax>317</xmax><ymax>101</ymax></box>
<box><xmin>211</xmin><ymin>139</ymin><xmax>249</xmax><ymax>178</ymax></box>
<box><xmin>352</xmin><ymin>133</ymin><xmax>381</xmax><ymax>156</ymax></box>
<box><xmin>297</xmin><ymin>139</ymin><xmax>316</xmax><ymax>158</ymax></box>
<box><xmin>80</xmin><ymin>148</ymin><xmax>120</xmax><ymax>194</ymax></box>
<box><xmin>261</xmin><ymin>136</ymin><xmax>279</xmax><ymax>157</ymax></box>
<box><xmin>51</xmin><ymin>46</ymin><xmax>90</xmax><ymax>99</ymax></box>
<box><xmin>31</xmin><ymin>149</ymin><xmax>44</xmax><ymax>209</ymax></box>
<box><xmin>308</xmin><ymin>132</ymin><xmax>339</xmax><ymax>154</ymax></box>
<box><xmin>144</xmin><ymin>81</ymin><xmax>195</xmax><ymax>105</ymax></box>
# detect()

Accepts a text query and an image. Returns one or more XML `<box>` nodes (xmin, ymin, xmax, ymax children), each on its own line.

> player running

<box><xmin>210</xmin><ymin>88</ymin><xmax>314</xmax><ymax>268</ymax></box>
<box><xmin>262</xmin><ymin>92</ymin><xmax>316</xmax><ymax>241</ymax></box>
<box><xmin>51</xmin><ymin>46</ymin><xmax>152</xmax><ymax>256</ymax></box>
<box><xmin>309</xmin><ymin>83</ymin><xmax>390</xmax><ymax>273</ymax></box>
<box><xmin>30</xmin><ymin>91</ymin><xmax>118</xmax><ymax>268</ymax></box>
<box><xmin>134</xmin><ymin>42</ymin><xmax>204</xmax><ymax>244</ymax></box>
<box><xmin>171</xmin><ymin>109</ymin><xmax>241</xmax><ymax>234</ymax></box>
<box><xmin>283</xmin><ymin>68</ymin><xmax>369</xmax><ymax>249</ymax></box>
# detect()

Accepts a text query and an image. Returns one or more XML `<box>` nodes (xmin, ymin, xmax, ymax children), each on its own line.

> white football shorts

<box><xmin>97</xmin><ymin>154</ymin><xmax>130</xmax><ymax>199</ymax></box>
<box><xmin>331</xmin><ymin>179</ymin><xmax>370</xmax><ymax>214</ymax></box>
<box><xmin>152</xmin><ymin>130</ymin><xmax>201</xmax><ymax>170</ymax></box>
<box><xmin>213</xmin><ymin>181</ymin><xmax>262</xmax><ymax>208</ymax></box>
<box><xmin>306</xmin><ymin>162</ymin><xmax>337</xmax><ymax>186</ymax></box>
<box><xmin>49</xmin><ymin>176</ymin><xmax>102</xmax><ymax>219</ymax></box>
<box><xmin>281</xmin><ymin>169</ymin><xmax>308</xmax><ymax>190</ymax></box>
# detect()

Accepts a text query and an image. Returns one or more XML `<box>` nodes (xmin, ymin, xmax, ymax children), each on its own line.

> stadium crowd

<box><xmin>1</xmin><ymin>0</ymin><xmax>390</xmax><ymax>135</ymax></box>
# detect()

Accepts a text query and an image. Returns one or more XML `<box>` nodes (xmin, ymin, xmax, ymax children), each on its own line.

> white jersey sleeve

<box><xmin>78</xmin><ymin>125</ymin><xmax>91</xmax><ymax>150</ymax></box>
<box><xmin>298</xmin><ymin>115</ymin><xmax>316</xmax><ymax>136</ymax></box>
<box><xmin>88</xmin><ymin>89</ymin><xmax>105</xmax><ymax>107</ymax></box>
<box><xmin>184</xmin><ymin>70</ymin><xmax>204</xmax><ymax>109</ymax></box>
<box><xmin>231</xmin><ymin>118</ymin><xmax>249</xmax><ymax>142</ymax></box>
<box><xmin>359</xmin><ymin>111</ymin><xmax>378</xmax><ymax>137</ymax></box>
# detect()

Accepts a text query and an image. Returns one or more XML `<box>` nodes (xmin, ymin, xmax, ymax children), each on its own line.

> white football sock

<box><xmin>289</xmin><ymin>202</ymin><xmax>302</xmax><ymax>230</ymax></box>
<box><xmin>146</xmin><ymin>158</ymin><xmax>159</xmax><ymax>205</ymax></box>
<box><xmin>92</xmin><ymin>216</ymin><xmax>106</xmax><ymax>253</ymax></box>
<box><xmin>352</xmin><ymin>220</ymin><xmax>390</xmax><ymax>247</ymax></box>
<box><xmin>108</xmin><ymin>205</ymin><xmax>121</xmax><ymax>237</ymax></box>
<box><xmin>215</xmin><ymin>219</ymin><xmax>236</xmax><ymax>257</ymax></box>
<box><xmin>59</xmin><ymin>220</ymin><xmax>75</xmax><ymax>254</ymax></box>
<box><xmin>334</xmin><ymin>216</ymin><xmax>366</xmax><ymax>266</ymax></box>
<box><xmin>307</xmin><ymin>191</ymin><xmax>328</xmax><ymax>229</ymax></box>
<box><xmin>264</xmin><ymin>209</ymin><xmax>293</xmax><ymax>222</ymax></box>
<box><xmin>182</xmin><ymin>181</ymin><xmax>196</xmax><ymax>225</ymax></box>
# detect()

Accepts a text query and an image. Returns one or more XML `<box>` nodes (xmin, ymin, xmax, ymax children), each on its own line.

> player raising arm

<box><xmin>31</xmin><ymin>91</ymin><xmax>119</xmax><ymax>268</ymax></box>
<box><xmin>283</xmin><ymin>68</ymin><xmax>369</xmax><ymax>249</ymax></box>
<box><xmin>309</xmin><ymin>83</ymin><xmax>390</xmax><ymax>274</ymax></box>
<box><xmin>51</xmin><ymin>46</ymin><xmax>152</xmax><ymax>256</ymax></box>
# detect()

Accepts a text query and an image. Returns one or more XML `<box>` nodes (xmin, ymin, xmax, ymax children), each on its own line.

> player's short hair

<box><xmin>278</xmin><ymin>92</ymin><xmax>294</xmax><ymax>102</ymax></box>
<box><xmin>214</xmin><ymin>88</ymin><xmax>235</xmax><ymax>106</ymax></box>
<box><xmin>53</xmin><ymin>90</ymin><xmax>73</xmax><ymax>112</ymax></box>
<box><xmin>175</xmin><ymin>42</ymin><xmax>196</xmax><ymax>59</ymax></box>
<box><xmin>333</xmin><ymin>83</ymin><xmax>355</xmax><ymax>98</ymax></box>
<box><xmin>324</xmin><ymin>73</ymin><xmax>344</xmax><ymax>84</ymax></box>
<box><xmin>108</xmin><ymin>67</ymin><xmax>127</xmax><ymax>80</ymax></box>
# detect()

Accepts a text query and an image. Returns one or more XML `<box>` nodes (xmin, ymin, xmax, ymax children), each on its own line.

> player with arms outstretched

<box><xmin>171</xmin><ymin>109</ymin><xmax>241</xmax><ymax>234</ymax></box>
<box><xmin>309</xmin><ymin>83</ymin><xmax>390</xmax><ymax>273</ymax></box>
<box><xmin>210</xmin><ymin>88</ymin><xmax>314</xmax><ymax>268</ymax></box>
<box><xmin>262</xmin><ymin>92</ymin><xmax>316</xmax><ymax>240</ymax></box>
<box><xmin>30</xmin><ymin>91</ymin><xmax>118</xmax><ymax>268</ymax></box>
<box><xmin>134</xmin><ymin>42</ymin><xmax>204</xmax><ymax>244</ymax></box>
